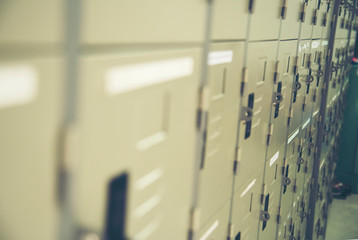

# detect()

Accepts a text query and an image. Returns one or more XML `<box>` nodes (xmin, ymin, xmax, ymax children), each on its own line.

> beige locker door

<box><xmin>0</xmin><ymin>0</ymin><xmax>63</xmax><ymax>44</ymax></box>
<box><xmin>81</xmin><ymin>0</ymin><xmax>207</xmax><ymax>44</ymax></box>
<box><xmin>300</xmin><ymin>0</ymin><xmax>317</xmax><ymax>40</ymax></box>
<box><xmin>74</xmin><ymin>48</ymin><xmax>201</xmax><ymax>240</ymax></box>
<box><xmin>281</xmin><ymin>0</ymin><xmax>302</xmax><ymax>40</ymax></box>
<box><xmin>196</xmin><ymin>201</ymin><xmax>231</xmax><ymax>240</ymax></box>
<box><xmin>249</xmin><ymin>0</ymin><xmax>281</xmax><ymax>41</ymax></box>
<box><xmin>198</xmin><ymin>42</ymin><xmax>243</xmax><ymax>227</ymax></box>
<box><xmin>312</xmin><ymin>1</ymin><xmax>324</xmax><ymax>39</ymax></box>
<box><xmin>277</xmin><ymin>216</ymin><xmax>291</xmax><ymax>240</ymax></box>
<box><xmin>258</xmin><ymin>143</ymin><xmax>286</xmax><ymax>240</ymax></box>
<box><xmin>289</xmin><ymin>40</ymin><xmax>310</xmax><ymax>136</ymax></box>
<box><xmin>322</xmin><ymin>0</ymin><xmax>334</xmax><ymax>39</ymax></box>
<box><xmin>312</xmin><ymin>217</ymin><xmax>323</xmax><ymax>240</ymax></box>
<box><xmin>211</xmin><ymin>0</ymin><xmax>248</xmax><ymax>40</ymax></box>
<box><xmin>235</xmin><ymin>41</ymin><xmax>277</xmax><ymax>191</ymax></box>
<box><xmin>280</xmin><ymin>130</ymin><xmax>300</xmax><ymax>219</ymax></box>
<box><xmin>289</xmin><ymin>214</ymin><xmax>301</xmax><ymax>240</ymax></box>
<box><xmin>267</xmin><ymin>40</ymin><xmax>298</xmax><ymax>160</ymax></box>
<box><xmin>231</xmin><ymin>169</ymin><xmax>264</xmax><ymax>240</ymax></box>
<box><xmin>298</xmin><ymin>193</ymin><xmax>310</xmax><ymax>237</ymax></box>
<box><xmin>0</xmin><ymin>57</ymin><xmax>63</xmax><ymax>240</ymax></box>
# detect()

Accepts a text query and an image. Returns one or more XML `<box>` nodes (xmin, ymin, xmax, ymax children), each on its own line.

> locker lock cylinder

<box><xmin>300</xmin><ymin>211</ymin><xmax>307</xmax><ymax>218</ymax></box>
<box><xmin>307</xmin><ymin>142</ymin><xmax>315</xmax><ymax>149</ymax></box>
<box><xmin>300</xmin><ymin>2</ymin><xmax>307</xmax><ymax>22</ymax></box>
<box><xmin>260</xmin><ymin>210</ymin><xmax>270</xmax><ymax>221</ymax></box>
<box><xmin>297</xmin><ymin>157</ymin><xmax>305</xmax><ymax>165</ymax></box>
<box><xmin>272</xmin><ymin>92</ymin><xmax>283</xmax><ymax>105</ymax></box>
<box><xmin>240</xmin><ymin>107</ymin><xmax>253</xmax><ymax>122</ymax></box>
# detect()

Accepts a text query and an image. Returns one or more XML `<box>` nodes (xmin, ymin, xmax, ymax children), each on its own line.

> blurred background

<box><xmin>1</xmin><ymin>1</ymin><xmax>358</xmax><ymax>240</ymax></box>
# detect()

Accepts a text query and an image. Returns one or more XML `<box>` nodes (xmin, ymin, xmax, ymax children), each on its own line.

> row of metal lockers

<box><xmin>0</xmin><ymin>0</ymin><xmax>357</xmax><ymax>240</ymax></box>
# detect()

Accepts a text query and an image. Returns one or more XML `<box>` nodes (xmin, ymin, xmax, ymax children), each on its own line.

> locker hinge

<box><xmin>318</xmin><ymin>115</ymin><xmax>322</xmax><ymax>127</ymax></box>
<box><xmin>300</xmin><ymin>2</ymin><xmax>307</xmax><ymax>22</ymax></box>
<box><xmin>307</xmin><ymin>53</ymin><xmax>312</xmax><ymax>69</ymax></box>
<box><xmin>59</xmin><ymin>124</ymin><xmax>79</xmax><ymax>204</ymax></box>
<box><xmin>310</xmin><ymin>178</ymin><xmax>315</xmax><ymax>190</ymax></box>
<box><xmin>248</xmin><ymin>0</ymin><xmax>255</xmax><ymax>13</ymax></box>
<box><xmin>313</xmin><ymin>9</ymin><xmax>318</xmax><ymax>25</ymax></box>
<box><xmin>233</xmin><ymin>147</ymin><xmax>241</xmax><ymax>175</ymax></box>
<box><xmin>199</xmin><ymin>86</ymin><xmax>210</xmax><ymax>112</ymax></box>
<box><xmin>267</xmin><ymin>123</ymin><xmax>274</xmax><ymax>146</ymax></box>
<box><xmin>330</xmin><ymin>18</ymin><xmax>335</xmax><ymax>28</ymax></box>
<box><xmin>321</xmin><ymin>82</ymin><xmax>326</xmax><ymax>94</ymax></box>
<box><xmin>289</xmin><ymin>218</ymin><xmax>294</xmax><ymax>232</ymax></box>
<box><xmin>314</xmin><ymin>146</ymin><xmax>319</xmax><ymax>158</ymax></box>
<box><xmin>189</xmin><ymin>208</ymin><xmax>200</xmax><ymax>234</ymax></box>
<box><xmin>198</xmin><ymin>87</ymin><xmax>210</xmax><ymax>169</ymax></box>
<box><xmin>197</xmin><ymin>86</ymin><xmax>210</xmax><ymax>131</ymax></box>
<box><xmin>302</xmin><ymin>96</ymin><xmax>307</xmax><ymax>112</ymax></box>
<box><xmin>282</xmin><ymin>157</ymin><xmax>287</xmax><ymax>175</ymax></box>
<box><xmin>298</xmin><ymin>138</ymin><xmax>303</xmax><ymax>153</ymax></box>
<box><xmin>62</xmin><ymin>124</ymin><xmax>79</xmax><ymax>172</ymax></box>
<box><xmin>227</xmin><ymin>223</ymin><xmax>234</xmax><ymax>239</ymax></box>
<box><xmin>293</xmin><ymin>179</ymin><xmax>297</xmax><ymax>193</ymax></box>
<box><xmin>277</xmin><ymin>207</ymin><xmax>282</xmax><ymax>224</ymax></box>
<box><xmin>241</xmin><ymin>67</ymin><xmax>249</xmax><ymax>95</ymax></box>
<box><xmin>260</xmin><ymin>184</ymin><xmax>267</xmax><ymax>205</ymax></box>
<box><xmin>323</xmin><ymin>13</ymin><xmax>327</xmax><ymax>26</ymax></box>
<box><xmin>313</xmin><ymin>88</ymin><xmax>317</xmax><ymax>102</ymax></box>
<box><xmin>274</xmin><ymin>61</ymin><xmax>280</xmax><ymax>83</ymax></box>
<box><xmin>281</xmin><ymin>0</ymin><xmax>288</xmax><ymax>19</ymax></box>
<box><xmin>288</xmin><ymin>108</ymin><xmax>293</xmax><ymax>126</ymax></box>
<box><xmin>304</xmin><ymin>163</ymin><xmax>308</xmax><ymax>173</ymax></box>
<box><xmin>293</xmin><ymin>56</ymin><xmax>300</xmax><ymax>74</ymax></box>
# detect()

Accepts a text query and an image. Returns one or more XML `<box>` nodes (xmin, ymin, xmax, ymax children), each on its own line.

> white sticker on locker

<box><xmin>240</xmin><ymin>179</ymin><xmax>256</xmax><ymax>198</ymax></box>
<box><xmin>105</xmin><ymin>57</ymin><xmax>194</xmax><ymax>95</ymax></box>
<box><xmin>302</xmin><ymin>118</ymin><xmax>311</xmax><ymax>130</ymax></box>
<box><xmin>200</xmin><ymin>220</ymin><xmax>219</xmax><ymax>240</ymax></box>
<box><xmin>270</xmin><ymin>151</ymin><xmax>279</xmax><ymax>167</ymax></box>
<box><xmin>0</xmin><ymin>65</ymin><xmax>37</xmax><ymax>109</ymax></box>
<box><xmin>287</xmin><ymin>129</ymin><xmax>299</xmax><ymax>144</ymax></box>
<box><xmin>208</xmin><ymin>51</ymin><xmax>233</xmax><ymax>65</ymax></box>
<box><xmin>332</xmin><ymin>94</ymin><xmax>338</xmax><ymax>102</ymax></box>
<box><xmin>312</xmin><ymin>41</ymin><xmax>320</xmax><ymax>49</ymax></box>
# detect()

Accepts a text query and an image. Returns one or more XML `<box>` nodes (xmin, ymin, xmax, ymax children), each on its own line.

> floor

<box><xmin>326</xmin><ymin>194</ymin><xmax>358</xmax><ymax>240</ymax></box>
